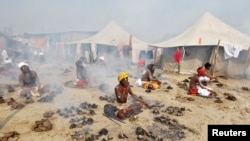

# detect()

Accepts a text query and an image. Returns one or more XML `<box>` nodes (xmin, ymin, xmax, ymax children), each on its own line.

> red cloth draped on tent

<box><xmin>174</xmin><ymin>47</ymin><xmax>182</xmax><ymax>63</ymax></box>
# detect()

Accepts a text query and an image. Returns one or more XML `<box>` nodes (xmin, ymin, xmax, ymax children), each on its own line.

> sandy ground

<box><xmin>0</xmin><ymin>60</ymin><xmax>250</xmax><ymax>141</ymax></box>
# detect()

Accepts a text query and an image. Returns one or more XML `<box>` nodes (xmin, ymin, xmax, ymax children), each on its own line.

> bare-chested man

<box><xmin>18</xmin><ymin>62</ymin><xmax>42</xmax><ymax>98</ymax></box>
<box><xmin>188</xmin><ymin>67</ymin><xmax>217</xmax><ymax>97</ymax></box>
<box><xmin>204</xmin><ymin>62</ymin><xmax>217</xmax><ymax>80</ymax></box>
<box><xmin>115</xmin><ymin>71</ymin><xmax>149</xmax><ymax>119</ymax></box>
<box><xmin>141</xmin><ymin>64</ymin><xmax>161</xmax><ymax>90</ymax></box>
<box><xmin>76</xmin><ymin>57</ymin><xmax>89</xmax><ymax>80</ymax></box>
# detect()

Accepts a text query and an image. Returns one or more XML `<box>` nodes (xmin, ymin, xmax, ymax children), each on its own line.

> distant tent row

<box><xmin>151</xmin><ymin>12</ymin><xmax>250</xmax><ymax>79</ymax></box>
<box><xmin>62</xmin><ymin>13</ymin><xmax>250</xmax><ymax>79</ymax></box>
<box><xmin>21</xmin><ymin>35</ymin><xmax>49</xmax><ymax>49</ymax></box>
<box><xmin>64</xmin><ymin>21</ymin><xmax>152</xmax><ymax>64</ymax></box>
<box><xmin>0</xmin><ymin>32</ymin><xmax>25</xmax><ymax>61</ymax></box>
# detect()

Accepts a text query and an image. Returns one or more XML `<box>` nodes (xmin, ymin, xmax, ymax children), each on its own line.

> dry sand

<box><xmin>0</xmin><ymin>60</ymin><xmax>250</xmax><ymax>141</ymax></box>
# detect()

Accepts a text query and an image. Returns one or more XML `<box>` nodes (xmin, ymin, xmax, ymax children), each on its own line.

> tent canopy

<box><xmin>151</xmin><ymin>12</ymin><xmax>250</xmax><ymax>79</ymax></box>
<box><xmin>66</xmin><ymin>20</ymin><xmax>150</xmax><ymax>64</ymax></box>
<box><xmin>151</xmin><ymin>12</ymin><xmax>250</xmax><ymax>50</ymax></box>
<box><xmin>69</xmin><ymin>20</ymin><xmax>148</xmax><ymax>47</ymax></box>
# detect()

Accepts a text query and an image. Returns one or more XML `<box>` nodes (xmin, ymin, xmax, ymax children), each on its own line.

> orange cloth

<box><xmin>76</xmin><ymin>80</ymin><xmax>86</xmax><ymax>86</ymax></box>
<box><xmin>188</xmin><ymin>88</ymin><xmax>198</xmax><ymax>95</ymax></box>
<box><xmin>142</xmin><ymin>80</ymin><xmax>160</xmax><ymax>89</ymax></box>
<box><xmin>76</xmin><ymin>78</ymin><xmax>94</xmax><ymax>87</ymax></box>
<box><xmin>197</xmin><ymin>67</ymin><xmax>206</xmax><ymax>76</ymax></box>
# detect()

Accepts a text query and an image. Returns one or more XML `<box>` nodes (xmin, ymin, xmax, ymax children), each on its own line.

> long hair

<box><xmin>204</xmin><ymin>62</ymin><xmax>211</xmax><ymax>70</ymax></box>
<box><xmin>147</xmin><ymin>64</ymin><xmax>155</xmax><ymax>74</ymax></box>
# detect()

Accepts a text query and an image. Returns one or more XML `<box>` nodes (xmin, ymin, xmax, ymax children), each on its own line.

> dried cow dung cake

<box><xmin>0</xmin><ymin>131</ymin><xmax>20</xmax><ymax>141</ymax></box>
<box><xmin>7</xmin><ymin>85</ymin><xmax>15</xmax><ymax>92</ymax></box>
<box><xmin>224</xmin><ymin>93</ymin><xmax>237</xmax><ymax>101</ymax></box>
<box><xmin>32</xmin><ymin>119</ymin><xmax>53</xmax><ymax>132</ymax></box>
<box><xmin>0</xmin><ymin>96</ymin><xmax>5</xmax><ymax>104</ymax></box>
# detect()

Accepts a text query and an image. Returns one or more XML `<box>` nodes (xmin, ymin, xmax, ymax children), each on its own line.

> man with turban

<box><xmin>114</xmin><ymin>71</ymin><xmax>149</xmax><ymax>119</ymax></box>
<box><xmin>188</xmin><ymin>67</ymin><xmax>218</xmax><ymax>97</ymax></box>
<box><xmin>18</xmin><ymin>62</ymin><xmax>43</xmax><ymax>98</ymax></box>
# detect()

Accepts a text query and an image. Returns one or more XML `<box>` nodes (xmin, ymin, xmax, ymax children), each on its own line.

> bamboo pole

<box><xmin>212</xmin><ymin>40</ymin><xmax>220</xmax><ymax>75</ymax></box>
<box><xmin>153</xmin><ymin>47</ymin><xmax>158</xmax><ymax>64</ymax></box>
<box><xmin>247</xmin><ymin>46</ymin><xmax>250</xmax><ymax>67</ymax></box>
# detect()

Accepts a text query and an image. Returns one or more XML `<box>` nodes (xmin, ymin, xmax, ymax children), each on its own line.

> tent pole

<box><xmin>129</xmin><ymin>35</ymin><xmax>132</xmax><ymax>69</ymax></box>
<box><xmin>247</xmin><ymin>46</ymin><xmax>250</xmax><ymax>68</ymax></box>
<box><xmin>212</xmin><ymin>40</ymin><xmax>220</xmax><ymax>75</ymax></box>
<box><xmin>153</xmin><ymin>47</ymin><xmax>158</xmax><ymax>64</ymax></box>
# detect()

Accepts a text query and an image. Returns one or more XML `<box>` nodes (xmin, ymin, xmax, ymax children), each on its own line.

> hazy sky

<box><xmin>0</xmin><ymin>0</ymin><xmax>249</xmax><ymax>43</ymax></box>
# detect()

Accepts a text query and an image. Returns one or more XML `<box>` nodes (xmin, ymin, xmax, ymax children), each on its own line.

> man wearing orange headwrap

<box><xmin>114</xmin><ymin>71</ymin><xmax>149</xmax><ymax>119</ymax></box>
<box><xmin>188</xmin><ymin>67</ymin><xmax>218</xmax><ymax>98</ymax></box>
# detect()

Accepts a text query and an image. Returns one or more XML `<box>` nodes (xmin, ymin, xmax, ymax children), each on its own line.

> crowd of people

<box><xmin>9</xmin><ymin>49</ymin><xmax>219</xmax><ymax>120</ymax></box>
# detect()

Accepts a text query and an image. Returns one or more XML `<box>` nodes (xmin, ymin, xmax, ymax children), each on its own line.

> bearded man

<box><xmin>141</xmin><ymin>64</ymin><xmax>162</xmax><ymax>90</ymax></box>
<box><xmin>114</xmin><ymin>71</ymin><xmax>149</xmax><ymax>119</ymax></box>
<box><xmin>18</xmin><ymin>62</ymin><xmax>42</xmax><ymax>98</ymax></box>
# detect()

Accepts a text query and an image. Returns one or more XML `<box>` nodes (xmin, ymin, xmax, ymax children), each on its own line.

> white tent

<box><xmin>68</xmin><ymin>20</ymin><xmax>150</xmax><ymax>64</ymax></box>
<box><xmin>151</xmin><ymin>12</ymin><xmax>250</xmax><ymax>79</ymax></box>
<box><xmin>153</xmin><ymin>12</ymin><xmax>250</xmax><ymax>49</ymax></box>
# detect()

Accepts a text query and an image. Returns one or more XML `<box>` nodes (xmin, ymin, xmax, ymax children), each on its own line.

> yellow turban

<box><xmin>118</xmin><ymin>71</ymin><xmax>129</xmax><ymax>82</ymax></box>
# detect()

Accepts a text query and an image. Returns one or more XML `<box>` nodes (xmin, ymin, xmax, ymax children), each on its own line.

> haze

<box><xmin>0</xmin><ymin>0</ymin><xmax>249</xmax><ymax>43</ymax></box>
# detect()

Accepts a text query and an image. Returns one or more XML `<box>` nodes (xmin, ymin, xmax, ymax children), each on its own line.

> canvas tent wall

<box><xmin>67</xmin><ymin>20</ymin><xmax>150</xmax><ymax>64</ymax></box>
<box><xmin>48</xmin><ymin>31</ymin><xmax>96</xmax><ymax>61</ymax></box>
<box><xmin>20</xmin><ymin>34</ymin><xmax>49</xmax><ymax>52</ymax></box>
<box><xmin>156</xmin><ymin>45</ymin><xmax>214</xmax><ymax>74</ymax></box>
<box><xmin>0</xmin><ymin>33</ymin><xmax>31</xmax><ymax>61</ymax></box>
<box><xmin>151</xmin><ymin>12</ymin><xmax>250</xmax><ymax>79</ymax></box>
<box><xmin>59</xmin><ymin>43</ymin><xmax>77</xmax><ymax>61</ymax></box>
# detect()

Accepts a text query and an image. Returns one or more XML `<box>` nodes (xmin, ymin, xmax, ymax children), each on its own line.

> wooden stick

<box><xmin>212</xmin><ymin>40</ymin><xmax>220</xmax><ymax>75</ymax></box>
<box><xmin>105</xmin><ymin>113</ymin><xmax>126</xmax><ymax>123</ymax></box>
<box><xmin>0</xmin><ymin>107</ymin><xmax>24</xmax><ymax>130</ymax></box>
<box><xmin>153</xmin><ymin>47</ymin><xmax>158</xmax><ymax>64</ymax></box>
<box><xmin>102</xmin><ymin>113</ymin><xmax>125</xmax><ymax>126</ymax></box>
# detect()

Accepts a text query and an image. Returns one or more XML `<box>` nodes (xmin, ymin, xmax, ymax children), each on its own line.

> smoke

<box><xmin>3</xmin><ymin>0</ymin><xmax>250</xmax><ymax>43</ymax></box>
<box><xmin>18</xmin><ymin>53</ymin><xmax>119</xmax><ymax>108</ymax></box>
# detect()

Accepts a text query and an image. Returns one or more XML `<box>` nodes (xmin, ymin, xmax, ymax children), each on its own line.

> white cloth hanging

<box><xmin>223</xmin><ymin>44</ymin><xmax>242</xmax><ymax>59</ymax></box>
